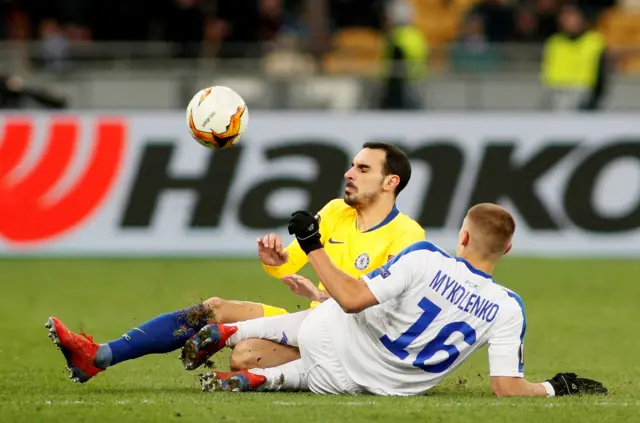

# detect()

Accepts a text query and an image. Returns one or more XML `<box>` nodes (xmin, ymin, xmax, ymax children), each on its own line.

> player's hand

<box><xmin>287</xmin><ymin>210</ymin><xmax>322</xmax><ymax>254</ymax></box>
<box><xmin>257</xmin><ymin>233</ymin><xmax>289</xmax><ymax>266</ymax></box>
<box><xmin>282</xmin><ymin>274</ymin><xmax>324</xmax><ymax>302</ymax></box>
<box><xmin>545</xmin><ymin>373</ymin><xmax>608</xmax><ymax>396</ymax></box>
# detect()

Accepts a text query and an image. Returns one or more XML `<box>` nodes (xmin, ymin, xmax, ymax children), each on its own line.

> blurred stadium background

<box><xmin>1</xmin><ymin>1</ymin><xmax>640</xmax><ymax>422</ymax></box>
<box><xmin>0</xmin><ymin>0</ymin><xmax>640</xmax><ymax>110</ymax></box>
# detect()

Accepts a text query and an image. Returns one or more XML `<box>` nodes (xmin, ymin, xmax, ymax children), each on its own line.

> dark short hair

<box><xmin>362</xmin><ymin>142</ymin><xmax>411</xmax><ymax>196</ymax></box>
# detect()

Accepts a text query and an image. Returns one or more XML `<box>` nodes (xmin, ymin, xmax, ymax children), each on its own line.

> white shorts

<box><xmin>298</xmin><ymin>300</ymin><xmax>365</xmax><ymax>395</ymax></box>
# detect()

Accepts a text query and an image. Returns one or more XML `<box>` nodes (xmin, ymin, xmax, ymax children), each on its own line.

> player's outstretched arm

<box><xmin>490</xmin><ymin>376</ymin><xmax>550</xmax><ymax>397</ymax></box>
<box><xmin>488</xmin><ymin>305</ymin><xmax>607</xmax><ymax>397</ymax></box>
<box><xmin>282</xmin><ymin>274</ymin><xmax>331</xmax><ymax>303</ymax></box>
<box><xmin>260</xmin><ymin>201</ymin><xmax>338</xmax><ymax>279</ymax></box>
<box><xmin>306</xmin><ymin>248</ymin><xmax>378</xmax><ymax>313</ymax></box>
<box><xmin>286</xmin><ymin>210</ymin><xmax>378</xmax><ymax>313</ymax></box>
<box><xmin>258</xmin><ymin>234</ymin><xmax>307</xmax><ymax>278</ymax></box>
<box><xmin>491</xmin><ymin>374</ymin><xmax>608</xmax><ymax>397</ymax></box>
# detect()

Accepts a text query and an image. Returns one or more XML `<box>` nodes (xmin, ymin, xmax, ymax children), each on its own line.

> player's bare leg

<box><xmin>230</xmin><ymin>339</ymin><xmax>301</xmax><ymax>370</ymax></box>
<box><xmin>181</xmin><ymin>297</ymin><xmax>295</xmax><ymax>370</ymax></box>
<box><xmin>202</xmin><ymin>298</ymin><xmax>268</xmax><ymax>323</ymax></box>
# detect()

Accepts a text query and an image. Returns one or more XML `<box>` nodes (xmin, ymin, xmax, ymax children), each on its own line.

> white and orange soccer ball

<box><xmin>186</xmin><ymin>85</ymin><xmax>249</xmax><ymax>149</ymax></box>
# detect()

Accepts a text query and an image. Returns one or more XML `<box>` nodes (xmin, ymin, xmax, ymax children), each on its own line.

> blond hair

<box><xmin>466</xmin><ymin>203</ymin><xmax>516</xmax><ymax>258</ymax></box>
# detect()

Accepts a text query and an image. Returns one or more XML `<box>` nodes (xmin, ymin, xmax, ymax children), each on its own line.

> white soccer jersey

<box><xmin>332</xmin><ymin>241</ymin><xmax>526</xmax><ymax>396</ymax></box>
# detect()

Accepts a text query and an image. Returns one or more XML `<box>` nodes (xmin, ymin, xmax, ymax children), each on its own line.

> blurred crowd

<box><xmin>0</xmin><ymin>0</ymin><xmax>313</xmax><ymax>58</ymax></box>
<box><xmin>0</xmin><ymin>0</ymin><xmax>626</xmax><ymax>57</ymax></box>
<box><xmin>0</xmin><ymin>0</ymin><xmax>636</xmax><ymax>111</ymax></box>
<box><xmin>459</xmin><ymin>0</ymin><xmax>616</xmax><ymax>44</ymax></box>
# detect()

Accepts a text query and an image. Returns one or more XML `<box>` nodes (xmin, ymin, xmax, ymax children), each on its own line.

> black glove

<box><xmin>545</xmin><ymin>372</ymin><xmax>608</xmax><ymax>396</ymax></box>
<box><xmin>287</xmin><ymin>210</ymin><xmax>322</xmax><ymax>254</ymax></box>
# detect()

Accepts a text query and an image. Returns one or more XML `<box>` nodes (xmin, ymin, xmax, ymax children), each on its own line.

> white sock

<box><xmin>226</xmin><ymin>310</ymin><xmax>311</xmax><ymax>347</ymax></box>
<box><xmin>250</xmin><ymin>359</ymin><xmax>308</xmax><ymax>391</ymax></box>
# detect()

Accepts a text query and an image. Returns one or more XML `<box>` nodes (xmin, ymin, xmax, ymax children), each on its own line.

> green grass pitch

<box><xmin>1</xmin><ymin>257</ymin><xmax>639</xmax><ymax>422</ymax></box>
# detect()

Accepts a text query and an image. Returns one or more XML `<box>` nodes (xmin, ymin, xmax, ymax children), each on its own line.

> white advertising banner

<box><xmin>0</xmin><ymin>112</ymin><xmax>639</xmax><ymax>257</ymax></box>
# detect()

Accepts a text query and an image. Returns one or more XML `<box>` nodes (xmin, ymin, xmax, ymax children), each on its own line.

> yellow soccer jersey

<box><xmin>263</xmin><ymin>199</ymin><xmax>426</xmax><ymax>307</ymax></box>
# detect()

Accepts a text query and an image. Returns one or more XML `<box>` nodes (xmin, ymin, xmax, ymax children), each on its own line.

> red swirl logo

<box><xmin>0</xmin><ymin>117</ymin><xmax>125</xmax><ymax>245</ymax></box>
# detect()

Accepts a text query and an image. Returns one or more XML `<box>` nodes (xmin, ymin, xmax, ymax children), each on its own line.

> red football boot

<box><xmin>180</xmin><ymin>324</ymin><xmax>238</xmax><ymax>370</ymax></box>
<box><xmin>199</xmin><ymin>369</ymin><xmax>267</xmax><ymax>392</ymax></box>
<box><xmin>45</xmin><ymin>316</ymin><xmax>104</xmax><ymax>383</ymax></box>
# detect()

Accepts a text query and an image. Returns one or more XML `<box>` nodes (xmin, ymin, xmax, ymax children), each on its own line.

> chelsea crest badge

<box><xmin>354</xmin><ymin>253</ymin><xmax>370</xmax><ymax>270</ymax></box>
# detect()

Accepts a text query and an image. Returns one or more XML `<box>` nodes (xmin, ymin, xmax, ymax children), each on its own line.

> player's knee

<box><xmin>202</xmin><ymin>297</ymin><xmax>226</xmax><ymax>323</ymax></box>
<box><xmin>230</xmin><ymin>340</ymin><xmax>261</xmax><ymax>371</ymax></box>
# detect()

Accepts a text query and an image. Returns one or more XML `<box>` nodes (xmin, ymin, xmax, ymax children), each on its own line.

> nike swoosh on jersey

<box><xmin>328</xmin><ymin>238</ymin><xmax>344</xmax><ymax>244</ymax></box>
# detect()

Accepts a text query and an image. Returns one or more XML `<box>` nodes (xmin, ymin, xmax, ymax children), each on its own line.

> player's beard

<box><xmin>344</xmin><ymin>190</ymin><xmax>379</xmax><ymax>209</ymax></box>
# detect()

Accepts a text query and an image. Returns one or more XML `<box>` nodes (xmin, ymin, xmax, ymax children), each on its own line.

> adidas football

<box><xmin>186</xmin><ymin>85</ymin><xmax>249</xmax><ymax>149</ymax></box>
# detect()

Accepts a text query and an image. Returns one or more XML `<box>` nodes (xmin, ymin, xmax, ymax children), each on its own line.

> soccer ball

<box><xmin>186</xmin><ymin>85</ymin><xmax>249</xmax><ymax>149</ymax></box>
